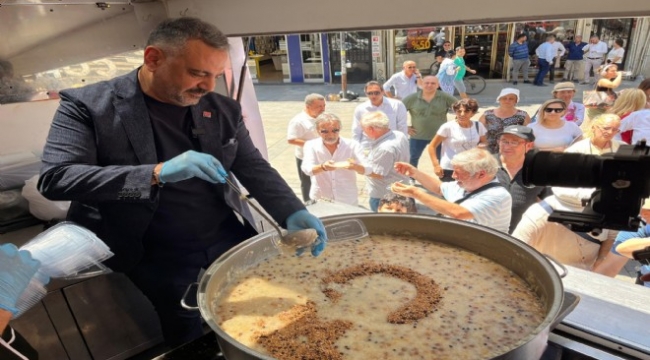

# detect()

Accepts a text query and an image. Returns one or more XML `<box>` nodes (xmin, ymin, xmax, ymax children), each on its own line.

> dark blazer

<box><xmin>38</xmin><ymin>69</ymin><xmax>304</xmax><ymax>272</ymax></box>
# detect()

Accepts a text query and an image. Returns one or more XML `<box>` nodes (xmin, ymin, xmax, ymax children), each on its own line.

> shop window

<box><xmin>592</xmin><ymin>19</ymin><xmax>633</xmax><ymax>47</ymax></box>
<box><xmin>393</xmin><ymin>27</ymin><xmax>441</xmax><ymax>74</ymax></box>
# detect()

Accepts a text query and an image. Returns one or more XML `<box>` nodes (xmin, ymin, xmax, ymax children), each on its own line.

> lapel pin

<box><xmin>203</xmin><ymin>111</ymin><xmax>212</xmax><ymax>118</ymax></box>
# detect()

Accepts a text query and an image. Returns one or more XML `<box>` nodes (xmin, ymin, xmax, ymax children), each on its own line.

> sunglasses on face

<box><xmin>544</xmin><ymin>107</ymin><xmax>565</xmax><ymax>113</ymax></box>
<box><xmin>366</xmin><ymin>91</ymin><xmax>381</xmax><ymax>96</ymax></box>
<box><xmin>320</xmin><ymin>129</ymin><xmax>340</xmax><ymax>134</ymax></box>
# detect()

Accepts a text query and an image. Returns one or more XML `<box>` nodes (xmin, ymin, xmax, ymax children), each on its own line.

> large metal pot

<box><xmin>194</xmin><ymin>214</ymin><xmax>564</xmax><ymax>360</ymax></box>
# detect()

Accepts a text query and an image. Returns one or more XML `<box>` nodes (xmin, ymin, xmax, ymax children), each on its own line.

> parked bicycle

<box><xmin>462</xmin><ymin>74</ymin><xmax>486</xmax><ymax>95</ymax></box>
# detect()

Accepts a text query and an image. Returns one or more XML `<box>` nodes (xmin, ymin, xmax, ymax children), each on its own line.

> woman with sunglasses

<box><xmin>427</xmin><ymin>98</ymin><xmax>487</xmax><ymax>181</ymax></box>
<box><xmin>527</xmin><ymin>99</ymin><xmax>582</xmax><ymax>152</ymax></box>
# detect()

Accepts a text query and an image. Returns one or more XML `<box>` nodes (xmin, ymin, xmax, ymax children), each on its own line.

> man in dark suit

<box><xmin>38</xmin><ymin>17</ymin><xmax>326</xmax><ymax>347</ymax></box>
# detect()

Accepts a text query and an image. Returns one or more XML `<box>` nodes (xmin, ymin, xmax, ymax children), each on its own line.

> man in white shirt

<box><xmin>392</xmin><ymin>148</ymin><xmax>512</xmax><ymax>233</ymax></box>
<box><xmin>352</xmin><ymin>81</ymin><xmax>408</xmax><ymax>149</ymax></box>
<box><xmin>383</xmin><ymin>61</ymin><xmax>422</xmax><ymax>100</ymax></box>
<box><xmin>581</xmin><ymin>35</ymin><xmax>608</xmax><ymax>85</ymax></box>
<box><xmin>548</xmin><ymin>38</ymin><xmax>566</xmax><ymax>84</ymax></box>
<box><xmin>301</xmin><ymin>112</ymin><xmax>368</xmax><ymax>206</ymax></box>
<box><xmin>287</xmin><ymin>93</ymin><xmax>326</xmax><ymax>202</ymax></box>
<box><xmin>533</xmin><ymin>35</ymin><xmax>556</xmax><ymax>87</ymax></box>
<box><xmin>360</xmin><ymin>111</ymin><xmax>410</xmax><ymax>211</ymax></box>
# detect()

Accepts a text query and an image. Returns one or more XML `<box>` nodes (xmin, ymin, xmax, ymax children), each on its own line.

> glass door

<box><xmin>329</xmin><ymin>32</ymin><xmax>373</xmax><ymax>84</ymax></box>
<box><xmin>300</xmin><ymin>33</ymin><xmax>323</xmax><ymax>82</ymax></box>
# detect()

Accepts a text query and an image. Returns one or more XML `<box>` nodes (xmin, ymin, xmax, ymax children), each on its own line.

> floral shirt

<box><xmin>483</xmin><ymin>109</ymin><xmax>528</xmax><ymax>153</ymax></box>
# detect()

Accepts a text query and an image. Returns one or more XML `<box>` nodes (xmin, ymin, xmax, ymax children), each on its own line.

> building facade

<box><xmin>246</xmin><ymin>17</ymin><xmax>647</xmax><ymax>84</ymax></box>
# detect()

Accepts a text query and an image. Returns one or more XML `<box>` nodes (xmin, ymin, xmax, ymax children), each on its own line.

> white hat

<box><xmin>496</xmin><ymin>88</ymin><xmax>520</xmax><ymax>102</ymax></box>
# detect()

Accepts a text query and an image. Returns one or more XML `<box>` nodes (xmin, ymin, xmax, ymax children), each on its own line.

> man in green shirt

<box><xmin>402</xmin><ymin>75</ymin><xmax>457</xmax><ymax>168</ymax></box>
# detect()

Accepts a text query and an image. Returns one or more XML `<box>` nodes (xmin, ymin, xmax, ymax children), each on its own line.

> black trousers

<box><xmin>549</xmin><ymin>61</ymin><xmax>557</xmax><ymax>81</ymax></box>
<box><xmin>127</xmin><ymin>219</ymin><xmax>256</xmax><ymax>348</ymax></box>
<box><xmin>296</xmin><ymin>157</ymin><xmax>311</xmax><ymax>202</ymax></box>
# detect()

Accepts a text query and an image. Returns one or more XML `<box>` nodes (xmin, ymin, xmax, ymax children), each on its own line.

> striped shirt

<box><xmin>440</xmin><ymin>179</ymin><xmax>512</xmax><ymax>233</ymax></box>
<box><xmin>508</xmin><ymin>41</ymin><xmax>529</xmax><ymax>60</ymax></box>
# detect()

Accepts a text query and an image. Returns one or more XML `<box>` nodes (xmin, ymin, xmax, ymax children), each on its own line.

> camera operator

<box><xmin>513</xmin><ymin>114</ymin><xmax>624</xmax><ymax>271</ymax></box>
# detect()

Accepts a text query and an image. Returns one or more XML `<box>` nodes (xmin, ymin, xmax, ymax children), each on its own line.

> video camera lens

<box><xmin>522</xmin><ymin>150</ymin><xmax>602</xmax><ymax>188</ymax></box>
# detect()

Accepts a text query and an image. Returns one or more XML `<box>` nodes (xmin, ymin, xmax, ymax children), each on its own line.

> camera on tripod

<box><xmin>522</xmin><ymin>140</ymin><xmax>650</xmax><ymax>235</ymax></box>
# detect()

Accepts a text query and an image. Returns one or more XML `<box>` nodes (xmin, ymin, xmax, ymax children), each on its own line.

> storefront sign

<box><xmin>372</xmin><ymin>36</ymin><xmax>381</xmax><ymax>57</ymax></box>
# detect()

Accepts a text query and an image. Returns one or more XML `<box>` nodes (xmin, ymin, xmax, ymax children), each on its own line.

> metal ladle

<box><xmin>224</xmin><ymin>178</ymin><xmax>318</xmax><ymax>249</ymax></box>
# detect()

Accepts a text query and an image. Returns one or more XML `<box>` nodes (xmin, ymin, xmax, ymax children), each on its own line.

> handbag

<box><xmin>583</xmin><ymin>87</ymin><xmax>617</xmax><ymax>109</ymax></box>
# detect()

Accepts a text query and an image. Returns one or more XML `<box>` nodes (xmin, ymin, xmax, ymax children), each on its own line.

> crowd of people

<box><xmin>288</xmin><ymin>47</ymin><xmax>650</xmax><ymax>286</ymax></box>
<box><xmin>2</xmin><ymin>18</ymin><xmax>649</xmax><ymax>358</ymax></box>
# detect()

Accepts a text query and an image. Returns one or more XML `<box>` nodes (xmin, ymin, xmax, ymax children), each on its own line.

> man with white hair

<box><xmin>360</xmin><ymin>111</ymin><xmax>410</xmax><ymax>212</ymax></box>
<box><xmin>287</xmin><ymin>93</ymin><xmax>326</xmax><ymax>202</ymax></box>
<box><xmin>352</xmin><ymin>81</ymin><xmax>408</xmax><ymax>149</ymax></box>
<box><xmin>301</xmin><ymin>112</ymin><xmax>368</xmax><ymax>206</ymax></box>
<box><xmin>392</xmin><ymin>148</ymin><xmax>512</xmax><ymax>233</ymax></box>
<box><xmin>383</xmin><ymin>60</ymin><xmax>423</xmax><ymax>100</ymax></box>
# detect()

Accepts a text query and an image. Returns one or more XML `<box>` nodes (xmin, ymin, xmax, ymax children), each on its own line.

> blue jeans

<box><xmin>409</xmin><ymin>139</ymin><xmax>440</xmax><ymax>168</ymax></box>
<box><xmin>369</xmin><ymin>197</ymin><xmax>381</xmax><ymax>212</ymax></box>
<box><xmin>534</xmin><ymin>59</ymin><xmax>550</xmax><ymax>85</ymax></box>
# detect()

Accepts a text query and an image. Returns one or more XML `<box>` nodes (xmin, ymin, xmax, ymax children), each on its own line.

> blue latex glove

<box><xmin>0</xmin><ymin>244</ymin><xmax>41</xmax><ymax>316</ymax></box>
<box><xmin>286</xmin><ymin>210</ymin><xmax>327</xmax><ymax>256</ymax></box>
<box><xmin>159</xmin><ymin>150</ymin><xmax>227</xmax><ymax>184</ymax></box>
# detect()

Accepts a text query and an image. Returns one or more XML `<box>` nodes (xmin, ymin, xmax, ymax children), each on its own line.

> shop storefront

<box><xmin>389</xmin><ymin>18</ymin><xmax>637</xmax><ymax>81</ymax></box>
<box><xmin>245</xmin><ymin>32</ymin><xmax>376</xmax><ymax>84</ymax></box>
<box><xmin>245</xmin><ymin>18</ymin><xmax>640</xmax><ymax>84</ymax></box>
<box><xmin>245</xmin><ymin>33</ymin><xmax>330</xmax><ymax>84</ymax></box>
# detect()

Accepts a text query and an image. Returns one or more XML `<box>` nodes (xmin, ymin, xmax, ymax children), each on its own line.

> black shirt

<box><xmin>496</xmin><ymin>165</ymin><xmax>546</xmax><ymax>234</ymax></box>
<box><xmin>142</xmin><ymin>94</ymin><xmax>243</xmax><ymax>256</ymax></box>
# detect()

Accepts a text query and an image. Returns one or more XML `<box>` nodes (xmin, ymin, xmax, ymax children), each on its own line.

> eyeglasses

<box><xmin>366</xmin><ymin>91</ymin><xmax>381</xmax><ymax>96</ymax></box>
<box><xmin>544</xmin><ymin>107</ymin><xmax>565</xmax><ymax>113</ymax></box>
<box><xmin>320</xmin><ymin>129</ymin><xmax>340</xmax><ymax>134</ymax></box>
<box><xmin>596</xmin><ymin>126</ymin><xmax>620</xmax><ymax>133</ymax></box>
<box><xmin>498</xmin><ymin>139</ymin><xmax>525</xmax><ymax>146</ymax></box>
<box><xmin>407</xmin><ymin>66</ymin><xmax>416</xmax><ymax>69</ymax></box>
